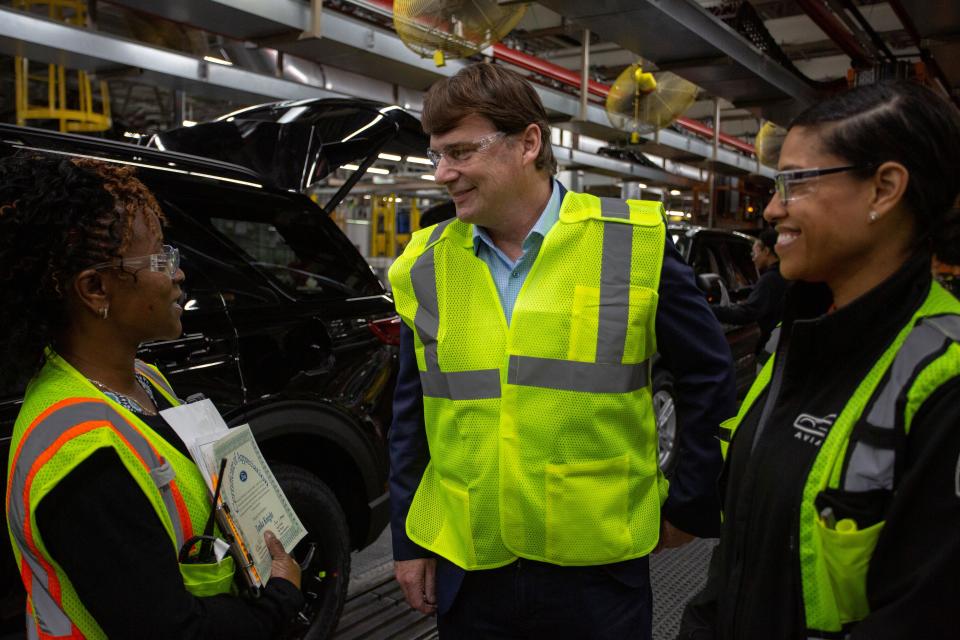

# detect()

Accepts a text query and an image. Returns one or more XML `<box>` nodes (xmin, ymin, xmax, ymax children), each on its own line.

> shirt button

<box><xmin>511</xmin><ymin>271</ymin><xmax>520</xmax><ymax>278</ymax></box>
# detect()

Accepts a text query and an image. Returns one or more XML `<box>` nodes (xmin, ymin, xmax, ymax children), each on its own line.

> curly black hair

<box><xmin>0</xmin><ymin>154</ymin><xmax>165</xmax><ymax>391</ymax></box>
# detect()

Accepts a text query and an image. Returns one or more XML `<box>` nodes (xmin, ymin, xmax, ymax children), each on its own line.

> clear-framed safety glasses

<box><xmin>772</xmin><ymin>164</ymin><xmax>870</xmax><ymax>204</ymax></box>
<box><xmin>89</xmin><ymin>244</ymin><xmax>180</xmax><ymax>278</ymax></box>
<box><xmin>426</xmin><ymin>131</ymin><xmax>507</xmax><ymax>169</ymax></box>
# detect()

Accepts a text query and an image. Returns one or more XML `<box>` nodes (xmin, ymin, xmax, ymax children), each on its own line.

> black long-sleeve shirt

<box><xmin>711</xmin><ymin>263</ymin><xmax>787</xmax><ymax>356</ymax></box>
<box><xmin>680</xmin><ymin>251</ymin><xmax>960</xmax><ymax>639</ymax></box>
<box><xmin>36</xmin><ymin>405</ymin><xmax>303</xmax><ymax>639</ymax></box>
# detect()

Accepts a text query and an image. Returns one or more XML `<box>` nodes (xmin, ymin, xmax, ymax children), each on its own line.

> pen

<box><xmin>199</xmin><ymin>457</ymin><xmax>228</xmax><ymax>561</ymax></box>
<box><xmin>820</xmin><ymin>506</ymin><xmax>836</xmax><ymax>529</ymax></box>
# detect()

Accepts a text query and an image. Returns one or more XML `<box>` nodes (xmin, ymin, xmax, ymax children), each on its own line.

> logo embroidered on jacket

<box><xmin>792</xmin><ymin>413</ymin><xmax>836</xmax><ymax>447</ymax></box>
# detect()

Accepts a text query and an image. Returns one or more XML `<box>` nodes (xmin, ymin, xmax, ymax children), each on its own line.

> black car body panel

<box><xmin>670</xmin><ymin>224</ymin><xmax>762</xmax><ymax>394</ymax></box>
<box><xmin>0</xmin><ymin>106</ymin><xmax>418</xmax><ymax>633</ymax></box>
<box><xmin>151</xmin><ymin>98</ymin><xmax>428</xmax><ymax>210</ymax></box>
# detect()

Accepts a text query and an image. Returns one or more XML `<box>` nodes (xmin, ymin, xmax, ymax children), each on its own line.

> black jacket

<box><xmin>680</xmin><ymin>251</ymin><xmax>960</xmax><ymax>639</ymax></box>
<box><xmin>711</xmin><ymin>263</ymin><xmax>787</xmax><ymax>356</ymax></box>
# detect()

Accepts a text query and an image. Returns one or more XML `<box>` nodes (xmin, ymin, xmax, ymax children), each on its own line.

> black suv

<box><xmin>654</xmin><ymin>224</ymin><xmax>762</xmax><ymax>474</ymax></box>
<box><xmin>0</xmin><ymin>99</ymin><xmax>428</xmax><ymax>638</ymax></box>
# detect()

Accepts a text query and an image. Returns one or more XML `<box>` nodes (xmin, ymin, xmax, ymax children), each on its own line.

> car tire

<box><xmin>272</xmin><ymin>464</ymin><xmax>350</xmax><ymax>640</ymax></box>
<box><xmin>652</xmin><ymin>370</ymin><xmax>679</xmax><ymax>477</ymax></box>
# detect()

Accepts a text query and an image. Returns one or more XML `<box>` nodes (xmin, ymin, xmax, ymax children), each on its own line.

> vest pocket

<box><xmin>436</xmin><ymin>476</ymin><xmax>477</xmax><ymax>568</ymax></box>
<box><xmin>180</xmin><ymin>555</ymin><xmax>236</xmax><ymax>597</ymax></box>
<box><xmin>813</xmin><ymin>515</ymin><xmax>884</xmax><ymax>624</ymax></box>
<box><xmin>545</xmin><ymin>454</ymin><xmax>631</xmax><ymax>564</ymax></box>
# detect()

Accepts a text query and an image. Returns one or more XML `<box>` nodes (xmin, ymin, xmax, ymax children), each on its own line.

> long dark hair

<box><xmin>0</xmin><ymin>155</ymin><xmax>164</xmax><ymax>390</ymax></box>
<box><xmin>790</xmin><ymin>81</ymin><xmax>960</xmax><ymax>259</ymax></box>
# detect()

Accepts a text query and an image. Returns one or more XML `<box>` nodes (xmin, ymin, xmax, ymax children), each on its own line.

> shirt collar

<box><xmin>473</xmin><ymin>179</ymin><xmax>562</xmax><ymax>255</ymax></box>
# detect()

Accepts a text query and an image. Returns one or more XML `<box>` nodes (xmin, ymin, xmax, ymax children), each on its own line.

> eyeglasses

<box><xmin>426</xmin><ymin>131</ymin><xmax>507</xmax><ymax>169</ymax></box>
<box><xmin>773</xmin><ymin>165</ymin><xmax>870</xmax><ymax>204</ymax></box>
<box><xmin>89</xmin><ymin>244</ymin><xmax>180</xmax><ymax>278</ymax></box>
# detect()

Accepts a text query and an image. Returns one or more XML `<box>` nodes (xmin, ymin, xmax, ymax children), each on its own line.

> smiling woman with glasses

<box><xmin>0</xmin><ymin>155</ymin><xmax>304</xmax><ymax>638</ymax></box>
<box><xmin>680</xmin><ymin>82</ymin><xmax>960</xmax><ymax>639</ymax></box>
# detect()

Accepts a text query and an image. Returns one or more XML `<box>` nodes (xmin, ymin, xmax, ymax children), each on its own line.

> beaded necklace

<box><xmin>88</xmin><ymin>372</ymin><xmax>159</xmax><ymax>416</ymax></box>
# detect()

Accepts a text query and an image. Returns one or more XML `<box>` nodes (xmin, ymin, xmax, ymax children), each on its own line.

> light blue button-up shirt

<box><xmin>472</xmin><ymin>180</ymin><xmax>562</xmax><ymax>323</ymax></box>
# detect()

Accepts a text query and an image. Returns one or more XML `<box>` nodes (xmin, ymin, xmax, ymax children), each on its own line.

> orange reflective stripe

<box><xmin>21</xmin><ymin>422</ymin><xmax>110</xmax><ymax>611</ymax></box>
<box><xmin>169</xmin><ymin>478</ymin><xmax>193</xmax><ymax>541</ymax></box>
<box><xmin>6</xmin><ymin>397</ymin><xmax>92</xmax><ymax>510</ymax></box>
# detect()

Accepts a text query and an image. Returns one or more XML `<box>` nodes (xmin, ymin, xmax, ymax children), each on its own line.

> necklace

<box><xmin>87</xmin><ymin>375</ymin><xmax>159</xmax><ymax>416</ymax></box>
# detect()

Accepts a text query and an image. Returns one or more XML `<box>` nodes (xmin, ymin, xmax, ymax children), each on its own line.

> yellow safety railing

<box><xmin>14</xmin><ymin>0</ymin><xmax>112</xmax><ymax>132</ymax></box>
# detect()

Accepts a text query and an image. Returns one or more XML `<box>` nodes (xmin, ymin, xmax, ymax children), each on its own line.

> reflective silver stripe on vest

<box><xmin>508</xmin><ymin>355</ymin><xmax>650</xmax><ymax>393</ymax></box>
<box><xmin>134</xmin><ymin>360</ymin><xmax>178</xmax><ymax>400</ymax></box>
<box><xmin>598</xmin><ymin>197</ymin><xmax>630</xmax><ymax>220</ymax></box>
<box><xmin>597</xmin><ymin>201</ymin><xmax>634</xmax><ymax>364</ymax></box>
<box><xmin>844</xmin><ymin>315</ymin><xmax>960</xmax><ymax>491</ymax></box>
<box><xmin>24</xmin><ymin>551</ymin><xmax>72</xmax><ymax>637</ymax></box>
<box><xmin>411</xmin><ymin>219</ymin><xmax>497</xmax><ymax>400</ymax></box>
<box><xmin>411</xmin><ymin>244</ymin><xmax>441</xmax><ymax>372</ymax></box>
<box><xmin>421</xmin><ymin>369</ymin><xmax>501</xmax><ymax>400</ymax></box>
<box><xmin>8</xmin><ymin>401</ymin><xmax>187</xmax><ymax>556</ymax></box>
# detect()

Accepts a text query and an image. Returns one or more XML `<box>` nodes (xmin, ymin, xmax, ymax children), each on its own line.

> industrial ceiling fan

<box><xmin>393</xmin><ymin>0</ymin><xmax>527</xmax><ymax>67</ymax></box>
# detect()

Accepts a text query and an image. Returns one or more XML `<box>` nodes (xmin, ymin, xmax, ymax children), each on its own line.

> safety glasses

<box><xmin>426</xmin><ymin>131</ymin><xmax>507</xmax><ymax>169</ymax></box>
<box><xmin>772</xmin><ymin>165</ymin><xmax>871</xmax><ymax>204</ymax></box>
<box><xmin>89</xmin><ymin>244</ymin><xmax>180</xmax><ymax>279</ymax></box>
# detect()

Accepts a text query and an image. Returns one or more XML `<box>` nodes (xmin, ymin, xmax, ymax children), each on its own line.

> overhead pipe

<box><xmin>794</xmin><ymin>0</ymin><xmax>873</xmax><ymax>68</ymax></box>
<box><xmin>886</xmin><ymin>0</ymin><xmax>959</xmax><ymax>108</ymax></box>
<box><xmin>360</xmin><ymin>0</ymin><xmax>756</xmax><ymax>157</ymax></box>
<box><xmin>837</xmin><ymin>0</ymin><xmax>895</xmax><ymax>63</ymax></box>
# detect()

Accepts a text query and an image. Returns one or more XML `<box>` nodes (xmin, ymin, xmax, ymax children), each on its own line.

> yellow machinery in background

<box><xmin>14</xmin><ymin>0</ymin><xmax>112</xmax><ymax>132</ymax></box>
<box><xmin>371</xmin><ymin>194</ymin><xmax>421</xmax><ymax>258</ymax></box>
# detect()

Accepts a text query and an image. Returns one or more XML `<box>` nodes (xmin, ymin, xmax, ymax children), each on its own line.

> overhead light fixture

<box><xmin>203</xmin><ymin>55</ymin><xmax>233</xmax><ymax>66</ymax></box>
<box><xmin>123</xmin><ymin>131</ymin><xmax>144</xmax><ymax>139</ymax></box>
<box><xmin>363</xmin><ymin>195</ymin><xmax>371</xmax><ymax>200</ymax></box>
<box><xmin>420</xmin><ymin>174</ymin><xmax>436</xmax><ymax>181</ymax></box>
<box><xmin>378</xmin><ymin>153</ymin><xmax>402</xmax><ymax>161</ymax></box>
<box><xmin>182</xmin><ymin>120</ymin><xmax>198</xmax><ymax>128</ymax></box>
<box><xmin>637</xmin><ymin>183</ymin><xmax>648</xmax><ymax>189</ymax></box>
<box><xmin>407</xmin><ymin>156</ymin><xmax>432</xmax><ymax>166</ymax></box>
<box><xmin>670</xmin><ymin>189</ymin><xmax>681</xmax><ymax>196</ymax></box>
<box><xmin>342</xmin><ymin>164</ymin><xmax>389</xmax><ymax>175</ymax></box>
<box><xmin>395</xmin><ymin>198</ymin><xmax>403</xmax><ymax>203</ymax></box>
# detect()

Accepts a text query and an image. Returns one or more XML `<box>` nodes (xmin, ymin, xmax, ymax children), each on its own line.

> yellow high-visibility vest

<box><xmin>6</xmin><ymin>351</ymin><xmax>235</xmax><ymax>639</ymax></box>
<box><xmin>389</xmin><ymin>192</ymin><xmax>670</xmax><ymax>569</ymax></box>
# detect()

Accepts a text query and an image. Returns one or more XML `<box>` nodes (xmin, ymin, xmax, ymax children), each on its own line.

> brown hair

<box><xmin>421</xmin><ymin>63</ymin><xmax>557</xmax><ymax>175</ymax></box>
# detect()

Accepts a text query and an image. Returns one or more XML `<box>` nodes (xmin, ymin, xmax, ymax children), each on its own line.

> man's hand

<box><xmin>654</xmin><ymin>520</ymin><xmax>696</xmax><ymax>553</ymax></box>
<box><xmin>265</xmin><ymin>530</ymin><xmax>302</xmax><ymax>589</ymax></box>
<box><xmin>394</xmin><ymin>558</ymin><xmax>437</xmax><ymax>614</ymax></box>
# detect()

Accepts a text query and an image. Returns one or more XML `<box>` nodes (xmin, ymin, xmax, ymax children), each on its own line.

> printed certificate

<box><xmin>212</xmin><ymin>424</ymin><xmax>307</xmax><ymax>582</ymax></box>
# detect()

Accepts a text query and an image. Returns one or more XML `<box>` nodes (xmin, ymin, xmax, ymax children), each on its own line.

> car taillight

<box><xmin>369</xmin><ymin>315</ymin><xmax>401</xmax><ymax>346</ymax></box>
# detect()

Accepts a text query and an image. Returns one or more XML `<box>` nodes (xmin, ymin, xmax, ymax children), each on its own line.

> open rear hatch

<box><xmin>150</xmin><ymin>98</ymin><xmax>428</xmax><ymax>212</ymax></box>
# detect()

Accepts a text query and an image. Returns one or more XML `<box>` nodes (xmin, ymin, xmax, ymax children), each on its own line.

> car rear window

<box><xmin>141</xmin><ymin>174</ymin><xmax>384</xmax><ymax>300</ymax></box>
